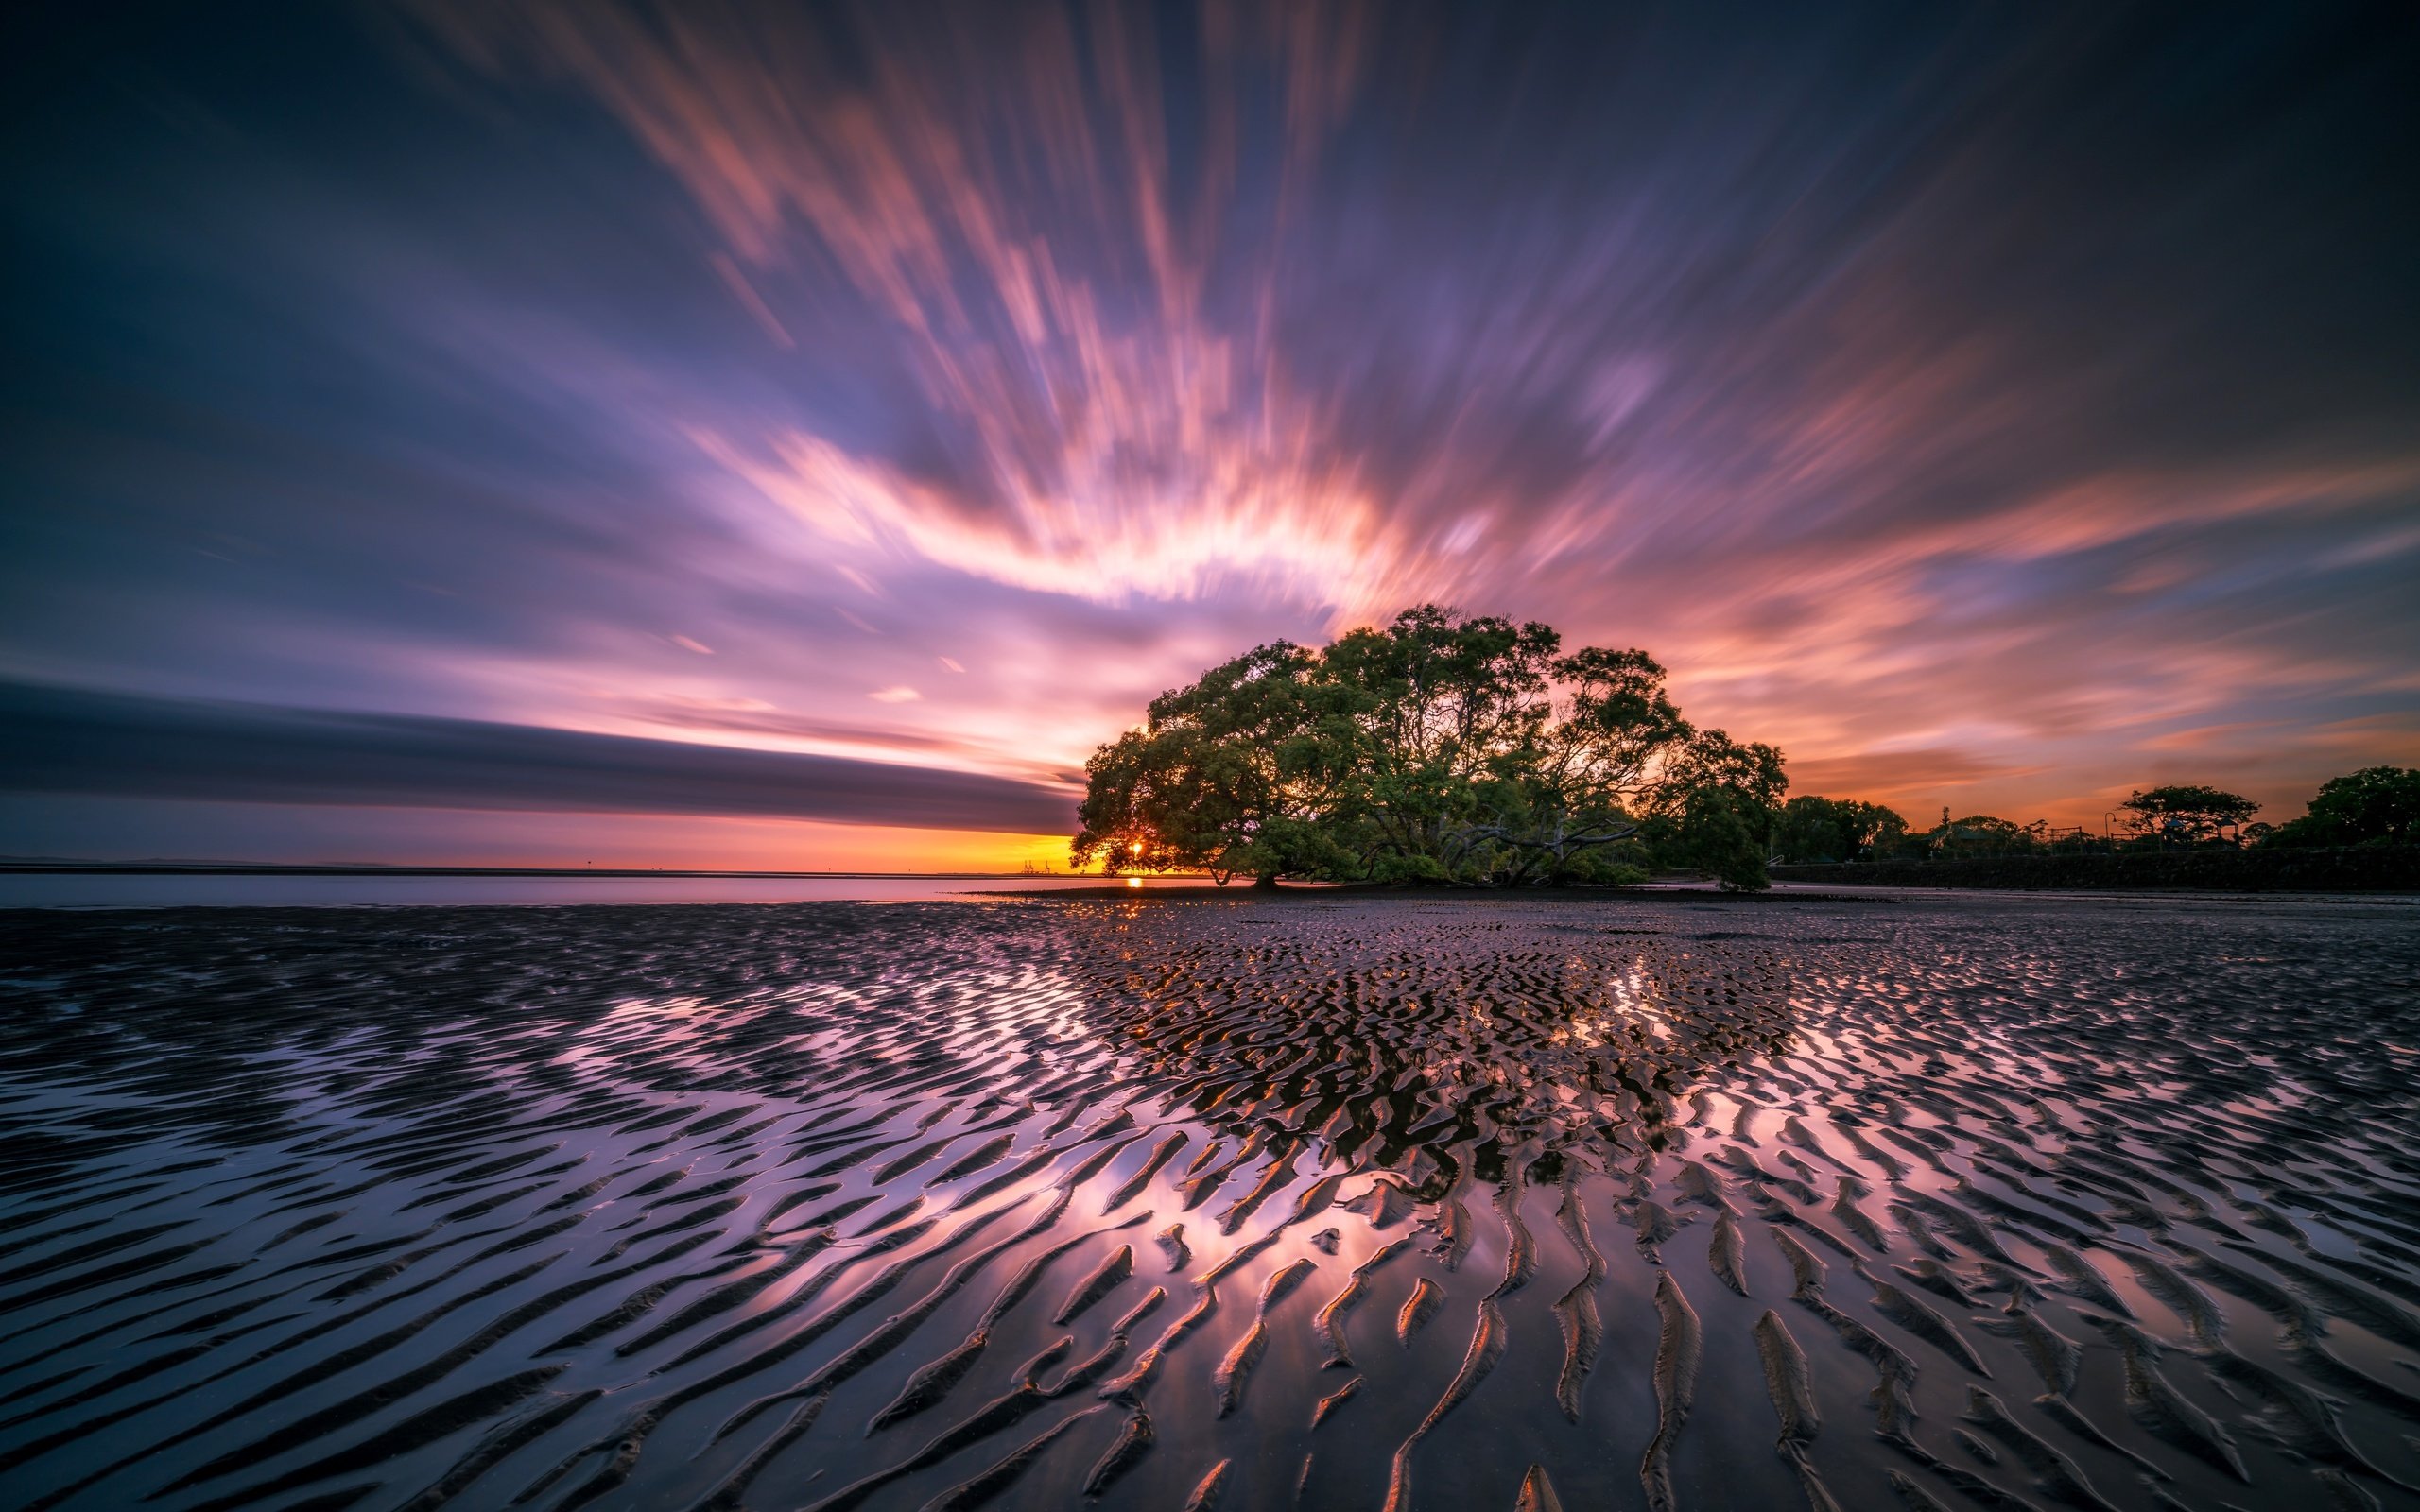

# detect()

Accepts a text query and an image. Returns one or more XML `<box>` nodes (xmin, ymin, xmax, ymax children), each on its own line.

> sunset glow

<box><xmin>5</xmin><ymin>4</ymin><xmax>2415</xmax><ymax>866</ymax></box>
<box><xmin>5</xmin><ymin>14</ymin><xmax>2419</xmax><ymax>1508</ymax></box>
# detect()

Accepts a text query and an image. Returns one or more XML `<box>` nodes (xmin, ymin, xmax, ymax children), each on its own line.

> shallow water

<box><xmin>1</xmin><ymin>895</ymin><xmax>2416</xmax><ymax>1512</ymax></box>
<box><xmin>0</xmin><ymin>872</ymin><xmax>1208</xmax><ymax>909</ymax></box>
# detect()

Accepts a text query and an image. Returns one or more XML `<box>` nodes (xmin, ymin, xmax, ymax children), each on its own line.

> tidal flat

<box><xmin>2</xmin><ymin>895</ymin><xmax>2417</xmax><ymax>1512</ymax></box>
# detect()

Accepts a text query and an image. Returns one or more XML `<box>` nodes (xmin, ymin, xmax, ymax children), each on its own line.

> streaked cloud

<box><xmin>1</xmin><ymin>1</ymin><xmax>2413</xmax><ymax>862</ymax></box>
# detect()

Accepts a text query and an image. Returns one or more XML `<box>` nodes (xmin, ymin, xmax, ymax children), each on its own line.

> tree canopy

<box><xmin>2120</xmin><ymin>784</ymin><xmax>2259</xmax><ymax>843</ymax></box>
<box><xmin>1072</xmin><ymin>606</ymin><xmax>1786</xmax><ymax>889</ymax></box>
<box><xmin>1772</xmin><ymin>795</ymin><xmax>1910</xmax><ymax>864</ymax></box>
<box><xmin>2264</xmin><ymin>765</ymin><xmax>2420</xmax><ymax>848</ymax></box>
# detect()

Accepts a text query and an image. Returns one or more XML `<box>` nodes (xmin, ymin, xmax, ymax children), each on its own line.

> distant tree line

<box><xmin>1769</xmin><ymin>766</ymin><xmax>2419</xmax><ymax>865</ymax></box>
<box><xmin>1073</xmin><ymin>606</ymin><xmax>1787</xmax><ymax>889</ymax></box>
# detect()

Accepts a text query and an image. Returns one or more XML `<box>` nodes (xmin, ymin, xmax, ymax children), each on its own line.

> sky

<box><xmin>4</xmin><ymin>1</ymin><xmax>2417</xmax><ymax>868</ymax></box>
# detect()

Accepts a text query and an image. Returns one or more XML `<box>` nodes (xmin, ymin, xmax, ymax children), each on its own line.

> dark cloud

<box><xmin>0</xmin><ymin>682</ymin><xmax>1075</xmax><ymax>833</ymax></box>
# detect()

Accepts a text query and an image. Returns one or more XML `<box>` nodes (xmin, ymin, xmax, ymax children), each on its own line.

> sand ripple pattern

<box><xmin>2</xmin><ymin>895</ymin><xmax>2417</xmax><ymax>1510</ymax></box>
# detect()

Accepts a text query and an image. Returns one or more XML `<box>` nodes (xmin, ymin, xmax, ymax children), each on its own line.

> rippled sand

<box><xmin>3</xmin><ymin>895</ymin><xmax>2417</xmax><ymax>1512</ymax></box>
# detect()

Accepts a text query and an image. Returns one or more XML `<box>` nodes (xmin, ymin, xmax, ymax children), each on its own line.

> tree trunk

<box><xmin>1251</xmin><ymin>872</ymin><xmax>1282</xmax><ymax>891</ymax></box>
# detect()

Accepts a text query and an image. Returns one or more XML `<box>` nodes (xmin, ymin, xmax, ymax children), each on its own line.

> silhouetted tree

<box><xmin>2120</xmin><ymin>784</ymin><xmax>2259</xmax><ymax>845</ymax></box>
<box><xmin>2263</xmin><ymin>765</ymin><xmax>2420</xmax><ymax>848</ymax></box>
<box><xmin>1920</xmin><ymin>815</ymin><xmax>2028</xmax><ymax>856</ymax></box>
<box><xmin>1773</xmin><ymin>796</ymin><xmax>1910</xmax><ymax>864</ymax></box>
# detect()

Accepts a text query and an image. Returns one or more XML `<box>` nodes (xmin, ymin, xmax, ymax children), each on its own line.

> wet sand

<box><xmin>1</xmin><ymin>894</ymin><xmax>2416</xmax><ymax>1511</ymax></box>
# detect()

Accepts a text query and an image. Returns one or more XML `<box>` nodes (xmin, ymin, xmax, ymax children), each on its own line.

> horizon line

<box><xmin>0</xmin><ymin>861</ymin><xmax>1136</xmax><ymax>880</ymax></box>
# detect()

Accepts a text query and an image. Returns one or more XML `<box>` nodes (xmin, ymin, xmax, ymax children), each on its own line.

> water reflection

<box><xmin>0</xmin><ymin>870</ymin><xmax>1222</xmax><ymax>908</ymax></box>
<box><xmin>1073</xmin><ymin>909</ymin><xmax>1803</xmax><ymax>1187</ymax></box>
<box><xmin>2</xmin><ymin>899</ymin><xmax>2415</xmax><ymax>1512</ymax></box>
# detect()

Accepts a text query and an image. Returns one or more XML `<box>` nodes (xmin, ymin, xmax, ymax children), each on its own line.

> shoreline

<box><xmin>971</xmin><ymin>879</ymin><xmax>2417</xmax><ymax>906</ymax></box>
<box><xmin>6</xmin><ymin>871</ymin><xmax>2411</xmax><ymax>910</ymax></box>
<box><xmin>0</xmin><ymin>862</ymin><xmax>1058</xmax><ymax>879</ymax></box>
<box><xmin>11</xmin><ymin>854</ymin><xmax>2410</xmax><ymax>901</ymax></box>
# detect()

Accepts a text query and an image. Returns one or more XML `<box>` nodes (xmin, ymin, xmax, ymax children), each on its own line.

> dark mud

<box><xmin>1</xmin><ymin>894</ymin><xmax>2416</xmax><ymax>1511</ymax></box>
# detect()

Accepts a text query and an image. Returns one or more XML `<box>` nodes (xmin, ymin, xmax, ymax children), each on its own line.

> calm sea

<box><xmin>0</xmin><ymin>871</ymin><xmax>1219</xmax><ymax>907</ymax></box>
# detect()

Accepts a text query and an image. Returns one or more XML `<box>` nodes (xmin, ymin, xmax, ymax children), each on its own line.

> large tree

<box><xmin>1072</xmin><ymin>641</ymin><xmax>1353</xmax><ymax>885</ymax></box>
<box><xmin>1634</xmin><ymin>729</ymin><xmax>1789</xmax><ymax>889</ymax></box>
<box><xmin>2120</xmin><ymin>784</ymin><xmax>2259</xmax><ymax>845</ymax></box>
<box><xmin>1459</xmin><ymin>646</ymin><xmax>1696</xmax><ymax>885</ymax></box>
<box><xmin>2263</xmin><ymin>765</ymin><xmax>2420</xmax><ymax>848</ymax></box>
<box><xmin>1314</xmin><ymin>607</ymin><xmax>1565</xmax><ymax>882</ymax></box>
<box><xmin>1075</xmin><ymin>607</ymin><xmax>1786</xmax><ymax>888</ymax></box>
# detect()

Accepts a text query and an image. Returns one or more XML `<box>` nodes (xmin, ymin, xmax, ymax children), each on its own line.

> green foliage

<box><xmin>1072</xmin><ymin>640</ymin><xmax>1352</xmax><ymax>884</ymax></box>
<box><xmin>2263</xmin><ymin>765</ymin><xmax>2420</xmax><ymax>848</ymax></box>
<box><xmin>1773</xmin><ymin>795</ymin><xmax>1910</xmax><ymax>864</ymax></box>
<box><xmin>1560</xmin><ymin>855</ymin><xmax>1652</xmax><ymax>886</ymax></box>
<box><xmin>1633</xmin><ymin>729</ymin><xmax>1788</xmax><ymax>889</ymax></box>
<box><xmin>2119</xmin><ymin>783</ymin><xmax>2259</xmax><ymax>844</ymax></box>
<box><xmin>1071</xmin><ymin>605</ymin><xmax>1787</xmax><ymax>888</ymax></box>
<box><xmin>1640</xmin><ymin>782</ymin><xmax>1771</xmax><ymax>890</ymax></box>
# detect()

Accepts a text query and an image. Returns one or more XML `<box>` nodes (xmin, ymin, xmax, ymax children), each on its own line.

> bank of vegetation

<box><xmin>1771</xmin><ymin>845</ymin><xmax>2420</xmax><ymax>892</ymax></box>
<box><xmin>1075</xmin><ymin>605</ymin><xmax>2418</xmax><ymax>894</ymax></box>
<box><xmin>1769</xmin><ymin>767</ymin><xmax>2419</xmax><ymax>891</ymax></box>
